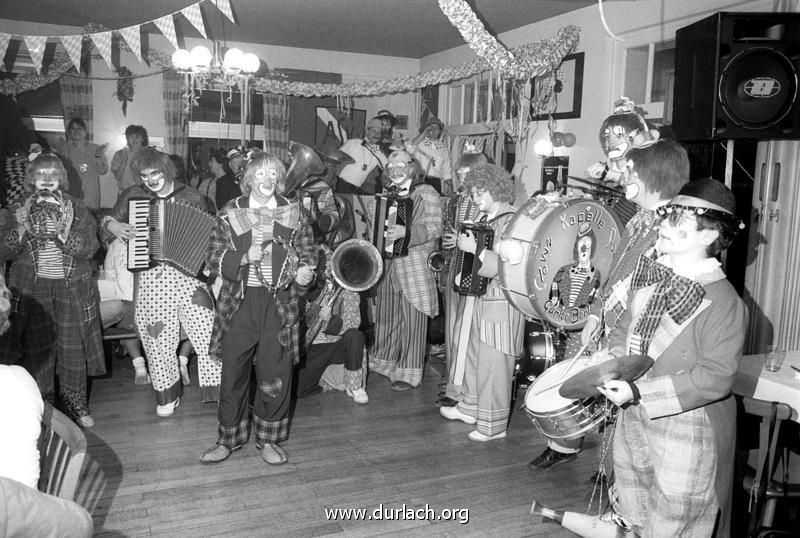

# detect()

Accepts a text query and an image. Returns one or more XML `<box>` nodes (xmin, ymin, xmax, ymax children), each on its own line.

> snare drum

<box><xmin>515</xmin><ymin>331</ymin><xmax>555</xmax><ymax>388</ymax></box>
<box><xmin>523</xmin><ymin>359</ymin><xmax>609</xmax><ymax>441</ymax></box>
<box><xmin>499</xmin><ymin>195</ymin><xmax>622</xmax><ymax>330</ymax></box>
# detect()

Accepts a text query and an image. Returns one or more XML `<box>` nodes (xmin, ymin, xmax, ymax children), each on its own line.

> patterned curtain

<box><xmin>162</xmin><ymin>69</ymin><xmax>188</xmax><ymax>159</ymax></box>
<box><xmin>263</xmin><ymin>92</ymin><xmax>289</xmax><ymax>163</ymax></box>
<box><xmin>59</xmin><ymin>70</ymin><xmax>93</xmax><ymax>135</ymax></box>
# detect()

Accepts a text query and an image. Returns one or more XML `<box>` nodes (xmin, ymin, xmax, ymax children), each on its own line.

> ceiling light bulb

<box><xmin>190</xmin><ymin>45</ymin><xmax>212</xmax><ymax>70</ymax></box>
<box><xmin>171</xmin><ymin>49</ymin><xmax>192</xmax><ymax>71</ymax></box>
<box><xmin>223</xmin><ymin>48</ymin><xmax>244</xmax><ymax>71</ymax></box>
<box><xmin>241</xmin><ymin>53</ymin><xmax>260</xmax><ymax>74</ymax></box>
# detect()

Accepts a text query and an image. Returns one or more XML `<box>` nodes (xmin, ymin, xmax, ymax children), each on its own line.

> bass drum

<box><xmin>499</xmin><ymin>195</ymin><xmax>622</xmax><ymax>331</ymax></box>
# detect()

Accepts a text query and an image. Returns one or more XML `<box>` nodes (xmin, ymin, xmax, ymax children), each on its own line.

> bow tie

<box><xmin>631</xmin><ymin>255</ymin><xmax>705</xmax><ymax>325</ymax></box>
<box><xmin>385</xmin><ymin>185</ymin><xmax>409</xmax><ymax>197</ymax></box>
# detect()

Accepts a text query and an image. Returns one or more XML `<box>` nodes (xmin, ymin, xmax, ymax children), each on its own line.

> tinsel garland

<box><xmin>1</xmin><ymin>23</ymin><xmax>579</xmax><ymax>98</ymax></box>
<box><xmin>438</xmin><ymin>0</ymin><xmax>576</xmax><ymax>80</ymax></box>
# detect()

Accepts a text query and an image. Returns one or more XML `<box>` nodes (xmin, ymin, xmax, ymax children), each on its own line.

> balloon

<box><xmin>563</xmin><ymin>132</ymin><xmax>577</xmax><ymax>147</ymax></box>
<box><xmin>551</xmin><ymin>132</ymin><xmax>565</xmax><ymax>147</ymax></box>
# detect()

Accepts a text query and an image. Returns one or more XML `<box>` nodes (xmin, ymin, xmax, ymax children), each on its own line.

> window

<box><xmin>440</xmin><ymin>72</ymin><xmax>511</xmax><ymax>127</ymax></box>
<box><xmin>622</xmin><ymin>40</ymin><xmax>676</xmax><ymax>125</ymax></box>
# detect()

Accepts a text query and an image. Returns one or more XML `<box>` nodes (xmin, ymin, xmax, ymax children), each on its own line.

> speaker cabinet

<box><xmin>673</xmin><ymin>12</ymin><xmax>800</xmax><ymax>141</ymax></box>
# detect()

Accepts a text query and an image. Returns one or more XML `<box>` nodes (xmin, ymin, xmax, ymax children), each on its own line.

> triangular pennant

<box><xmin>119</xmin><ymin>25</ymin><xmax>143</xmax><ymax>63</ymax></box>
<box><xmin>212</xmin><ymin>0</ymin><xmax>235</xmax><ymax>24</ymax></box>
<box><xmin>90</xmin><ymin>31</ymin><xmax>114</xmax><ymax>70</ymax></box>
<box><xmin>59</xmin><ymin>35</ymin><xmax>83</xmax><ymax>72</ymax></box>
<box><xmin>154</xmin><ymin>14</ymin><xmax>179</xmax><ymax>50</ymax></box>
<box><xmin>23</xmin><ymin>35</ymin><xmax>47</xmax><ymax>74</ymax></box>
<box><xmin>0</xmin><ymin>33</ymin><xmax>10</xmax><ymax>65</ymax></box>
<box><xmin>181</xmin><ymin>3</ymin><xmax>207</xmax><ymax>38</ymax></box>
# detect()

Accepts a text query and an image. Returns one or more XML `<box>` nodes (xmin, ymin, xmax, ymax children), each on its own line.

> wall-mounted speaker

<box><xmin>673</xmin><ymin>12</ymin><xmax>800</xmax><ymax>141</ymax></box>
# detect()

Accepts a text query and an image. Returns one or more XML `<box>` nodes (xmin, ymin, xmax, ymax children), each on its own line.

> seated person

<box><xmin>296</xmin><ymin>250</ymin><xmax>368</xmax><ymax>404</ymax></box>
<box><xmin>0</xmin><ymin>476</ymin><xmax>93</xmax><ymax>538</ymax></box>
<box><xmin>0</xmin><ymin>364</ymin><xmax>43</xmax><ymax>489</ymax></box>
<box><xmin>97</xmin><ymin>238</ymin><xmax>148</xmax><ymax>385</ymax></box>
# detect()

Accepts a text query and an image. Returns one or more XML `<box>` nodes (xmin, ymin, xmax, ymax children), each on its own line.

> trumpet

<box><xmin>427</xmin><ymin>250</ymin><xmax>448</xmax><ymax>273</ymax></box>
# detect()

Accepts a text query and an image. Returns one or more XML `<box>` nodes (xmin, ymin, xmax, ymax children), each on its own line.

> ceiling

<box><xmin>0</xmin><ymin>0</ymin><xmax>597</xmax><ymax>59</ymax></box>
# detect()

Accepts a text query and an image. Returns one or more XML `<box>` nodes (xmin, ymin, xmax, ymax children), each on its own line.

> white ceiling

<box><xmin>0</xmin><ymin>0</ymin><xmax>598</xmax><ymax>59</ymax></box>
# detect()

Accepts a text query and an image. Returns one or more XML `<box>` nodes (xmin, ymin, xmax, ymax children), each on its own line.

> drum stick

<box><xmin>532</xmin><ymin>342</ymin><xmax>591</xmax><ymax>395</ymax></box>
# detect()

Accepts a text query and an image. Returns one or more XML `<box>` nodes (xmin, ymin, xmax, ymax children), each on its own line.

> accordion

<box><xmin>127</xmin><ymin>198</ymin><xmax>215</xmax><ymax>277</ymax></box>
<box><xmin>372</xmin><ymin>193</ymin><xmax>413</xmax><ymax>258</ymax></box>
<box><xmin>453</xmin><ymin>221</ymin><xmax>494</xmax><ymax>296</ymax></box>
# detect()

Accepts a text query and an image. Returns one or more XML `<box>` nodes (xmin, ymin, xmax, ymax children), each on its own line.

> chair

<box><xmin>38</xmin><ymin>402</ymin><xmax>87</xmax><ymax>503</ymax></box>
<box><xmin>738</xmin><ymin>397</ymin><xmax>800</xmax><ymax>537</ymax></box>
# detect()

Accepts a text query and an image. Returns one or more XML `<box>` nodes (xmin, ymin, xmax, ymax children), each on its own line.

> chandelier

<box><xmin>171</xmin><ymin>42</ymin><xmax>261</xmax><ymax>145</ymax></box>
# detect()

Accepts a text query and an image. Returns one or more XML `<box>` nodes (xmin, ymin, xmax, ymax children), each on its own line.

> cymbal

<box><xmin>559</xmin><ymin>355</ymin><xmax>653</xmax><ymax>399</ymax></box>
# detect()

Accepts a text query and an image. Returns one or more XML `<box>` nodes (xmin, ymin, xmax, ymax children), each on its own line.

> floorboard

<box><xmin>81</xmin><ymin>354</ymin><xmax>609</xmax><ymax>537</ymax></box>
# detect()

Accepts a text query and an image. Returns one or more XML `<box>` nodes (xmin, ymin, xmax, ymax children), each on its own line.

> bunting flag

<box><xmin>23</xmin><ymin>35</ymin><xmax>47</xmax><ymax>73</ymax></box>
<box><xmin>0</xmin><ymin>34</ymin><xmax>10</xmax><ymax>67</ymax></box>
<box><xmin>181</xmin><ymin>3</ymin><xmax>207</xmax><ymax>38</ymax></box>
<box><xmin>212</xmin><ymin>0</ymin><xmax>235</xmax><ymax>24</ymax></box>
<box><xmin>119</xmin><ymin>25</ymin><xmax>143</xmax><ymax>63</ymax></box>
<box><xmin>59</xmin><ymin>35</ymin><xmax>83</xmax><ymax>72</ymax></box>
<box><xmin>154</xmin><ymin>14</ymin><xmax>179</xmax><ymax>50</ymax></box>
<box><xmin>90</xmin><ymin>31</ymin><xmax>114</xmax><ymax>70</ymax></box>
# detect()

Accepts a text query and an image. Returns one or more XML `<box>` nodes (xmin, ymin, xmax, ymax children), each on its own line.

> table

<box><xmin>733</xmin><ymin>350</ymin><xmax>800</xmax><ymax>424</ymax></box>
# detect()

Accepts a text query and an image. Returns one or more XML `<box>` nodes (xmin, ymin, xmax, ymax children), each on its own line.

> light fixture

<box><xmin>533</xmin><ymin>138</ymin><xmax>554</xmax><ymax>157</ymax></box>
<box><xmin>172</xmin><ymin>41</ymin><xmax>262</xmax><ymax>146</ymax></box>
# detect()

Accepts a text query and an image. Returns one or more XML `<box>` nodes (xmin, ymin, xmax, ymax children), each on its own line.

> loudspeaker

<box><xmin>673</xmin><ymin>12</ymin><xmax>800</xmax><ymax>141</ymax></box>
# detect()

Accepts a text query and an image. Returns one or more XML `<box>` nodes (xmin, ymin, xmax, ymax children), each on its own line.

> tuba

<box><xmin>283</xmin><ymin>141</ymin><xmax>325</xmax><ymax>197</ymax></box>
<box><xmin>304</xmin><ymin>239</ymin><xmax>383</xmax><ymax>349</ymax></box>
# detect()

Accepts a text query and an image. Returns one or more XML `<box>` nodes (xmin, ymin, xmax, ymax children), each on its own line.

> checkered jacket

<box><xmin>207</xmin><ymin>195</ymin><xmax>316</xmax><ymax>365</ymax></box>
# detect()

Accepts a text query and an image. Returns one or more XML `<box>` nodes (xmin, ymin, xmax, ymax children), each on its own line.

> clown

<box><xmin>532</xmin><ymin>178</ymin><xmax>746</xmax><ymax>538</ymax></box>
<box><xmin>200</xmin><ymin>151</ymin><xmax>317</xmax><ymax>466</ymax></box>
<box><xmin>369</xmin><ymin>150</ymin><xmax>442</xmax><ymax>391</ymax></box>
<box><xmin>531</xmin><ymin>140</ymin><xmax>689</xmax><ymax>470</ymax></box>
<box><xmin>103</xmin><ymin>148</ymin><xmax>219</xmax><ymax>417</ymax></box>
<box><xmin>0</xmin><ymin>151</ymin><xmax>105</xmax><ymax>427</ymax></box>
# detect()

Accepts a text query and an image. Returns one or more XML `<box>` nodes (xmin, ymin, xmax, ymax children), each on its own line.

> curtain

<box><xmin>263</xmin><ymin>92</ymin><xmax>289</xmax><ymax>163</ymax></box>
<box><xmin>59</xmin><ymin>70</ymin><xmax>93</xmax><ymax>135</ymax></box>
<box><xmin>162</xmin><ymin>69</ymin><xmax>188</xmax><ymax>160</ymax></box>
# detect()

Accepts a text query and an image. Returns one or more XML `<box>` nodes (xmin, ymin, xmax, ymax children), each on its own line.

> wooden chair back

<box><xmin>38</xmin><ymin>403</ymin><xmax>87</xmax><ymax>502</ymax></box>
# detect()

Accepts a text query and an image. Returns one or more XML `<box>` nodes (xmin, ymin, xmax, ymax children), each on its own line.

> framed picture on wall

<box><xmin>315</xmin><ymin>107</ymin><xmax>367</xmax><ymax>147</ymax></box>
<box><xmin>530</xmin><ymin>52</ymin><xmax>585</xmax><ymax>120</ymax></box>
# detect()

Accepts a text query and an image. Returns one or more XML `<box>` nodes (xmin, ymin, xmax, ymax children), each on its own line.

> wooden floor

<box><xmin>77</xmin><ymin>353</ymin><xmax>607</xmax><ymax>537</ymax></box>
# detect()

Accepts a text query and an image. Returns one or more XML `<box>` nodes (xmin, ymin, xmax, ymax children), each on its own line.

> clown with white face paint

<box><xmin>102</xmin><ymin>148</ymin><xmax>219</xmax><ymax>418</ymax></box>
<box><xmin>201</xmin><ymin>151</ymin><xmax>317</xmax><ymax>467</ymax></box>
<box><xmin>0</xmin><ymin>152</ymin><xmax>105</xmax><ymax>428</ymax></box>
<box><xmin>369</xmin><ymin>150</ymin><xmax>442</xmax><ymax>392</ymax></box>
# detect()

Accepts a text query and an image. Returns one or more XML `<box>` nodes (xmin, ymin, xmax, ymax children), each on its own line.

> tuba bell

<box><xmin>283</xmin><ymin>141</ymin><xmax>325</xmax><ymax>197</ymax></box>
<box><xmin>427</xmin><ymin>251</ymin><xmax>447</xmax><ymax>273</ymax></box>
<box><xmin>304</xmin><ymin>239</ymin><xmax>383</xmax><ymax>349</ymax></box>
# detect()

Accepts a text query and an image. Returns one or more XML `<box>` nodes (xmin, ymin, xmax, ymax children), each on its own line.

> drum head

<box><xmin>501</xmin><ymin>197</ymin><xmax>622</xmax><ymax>330</ymax></box>
<box><xmin>525</xmin><ymin>359</ymin><xmax>591</xmax><ymax>412</ymax></box>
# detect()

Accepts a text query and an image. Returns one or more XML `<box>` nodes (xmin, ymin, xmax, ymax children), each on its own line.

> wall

<box><xmin>420</xmin><ymin>0</ymin><xmax>772</xmax><ymax>197</ymax></box>
<box><xmin>0</xmin><ymin>20</ymin><xmax>420</xmax><ymax>206</ymax></box>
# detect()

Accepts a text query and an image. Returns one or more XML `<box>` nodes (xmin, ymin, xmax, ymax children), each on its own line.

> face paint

<box><xmin>139</xmin><ymin>168</ymin><xmax>166</xmax><ymax>194</ymax></box>
<box><xmin>33</xmin><ymin>168</ymin><xmax>61</xmax><ymax>192</ymax></box>
<box><xmin>250</xmin><ymin>166</ymin><xmax>278</xmax><ymax>203</ymax></box>
<box><xmin>624</xmin><ymin>183</ymin><xmax>640</xmax><ymax>200</ymax></box>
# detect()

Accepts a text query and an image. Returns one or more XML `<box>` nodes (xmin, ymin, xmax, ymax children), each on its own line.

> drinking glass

<box><xmin>764</xmin><ymin>344</ymin><xmax>786</xmax><ymax>372</ymax></box>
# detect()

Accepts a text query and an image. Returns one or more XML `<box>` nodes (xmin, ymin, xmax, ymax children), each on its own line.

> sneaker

<box><xmin>468</xmin><ymin>429</ymin><xmax>507</xmax><ymax>442</ymax></box>
<box><xmin>77</xmin><ymin>415</ymin><xmax>95</xmax><ymax>428</ymax></box>
<box><xmin>528</xmin><ymin>447</ymin><xmax>578</xmax><ymax>469</ymax></box>
<box><xmin>156</xmin><ymin>397</ymin><xmax>180</xmax><ymax>417</ymax></box>
<box><xmin>439</xmin><ymin>405</ymin><xmax>477</xmax><ymax>424</ymax></box>
<box><xmin>134</xmin><ymin>368</ymin><xmax>150</xmax><ymax>385</ymax></box>
<box><xmin>346</xmin><ymin>388</ymin><xmax>369</xmax><ymax>404</ymax></box>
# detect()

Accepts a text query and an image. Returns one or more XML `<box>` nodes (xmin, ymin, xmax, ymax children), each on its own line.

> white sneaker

<box><xmin>439</xmin><ymin>405</ymin><xmax>477</xmax><ymax>424</ymax></box>
<box><xmin>346</xmin><ymin>388</ymin><xmax>369</xmax><ymax>404</ymax></box>
<box><xmin>77</xmin><ymin>415</ymin><xmax>95</xmax><ymax>428</ymax></box>
<box><xmin>468</xmin><ymin>429</ymin><xmax>507</xmax><ymax>442</ymax></box>
<box><xmin>156</xmin><ymin>397</ymin><xmax>180</xmax><ymax>417</ymax></box>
